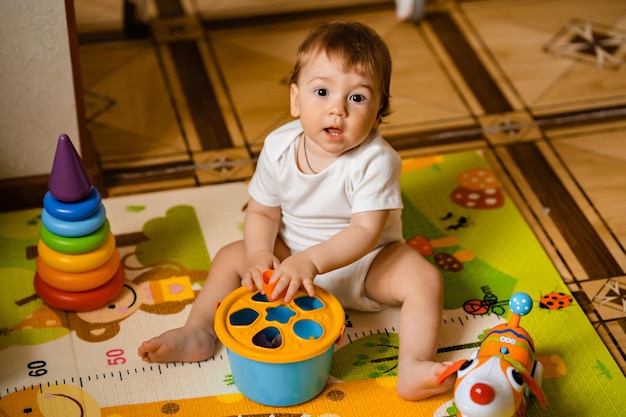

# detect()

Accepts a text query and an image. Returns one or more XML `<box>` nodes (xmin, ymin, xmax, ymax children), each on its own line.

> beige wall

<box><xmin>0</xmin><ymin>0</ymin><xmax>80</xmax><ymax>180</ymax></box>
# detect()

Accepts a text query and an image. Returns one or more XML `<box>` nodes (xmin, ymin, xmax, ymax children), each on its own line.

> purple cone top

<box><xmin>48</xmin><ymin>134</ymin><xmax>93</xmax><ymax>202</ymax></box>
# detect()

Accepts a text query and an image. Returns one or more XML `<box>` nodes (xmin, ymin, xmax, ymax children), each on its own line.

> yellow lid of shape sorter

<box><xmin>215</xmin><ymin>285</ymin><xmax>345</xmax><ymax>364</ymax></box>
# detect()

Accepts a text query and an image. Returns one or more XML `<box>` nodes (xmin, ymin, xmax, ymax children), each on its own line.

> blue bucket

<box><xmin>226</xmin><ymin>344</ymin><xmax>335</xmax><ymax>406</ymax></box>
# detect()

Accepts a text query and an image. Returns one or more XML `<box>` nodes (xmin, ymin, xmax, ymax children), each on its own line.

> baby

<box><xmin>139</xmin><ymin>20</ymin><xmax>454</xmax><ymax>401</ymax></box>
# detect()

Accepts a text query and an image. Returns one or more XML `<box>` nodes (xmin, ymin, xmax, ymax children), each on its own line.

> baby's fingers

<box><xmin>282</xmin><ymin>279</ymin><xmax>304</xmax><ymax>303</ymax></box>
<box><xmin>241</xmin><ymin>271</ymin><xmax>255</xmax><ymax>291</ymax></box>
<box><xmin>265</xmin><ymin>270</ymin><xmax>288</xmax><ymax>301</ymax></box>
<box><xmin>302</xmin><ymin>278</ymin><xmax>316</xmax><ymax>297</ymax></box>
<box><xmin>251</xmin><ymin>269</ymin><xmax>266</xmax><ymax>293</ymax></box>
<box><xmin>242</xmin><ymin>268</ymin><xmax>265</xmax><ymax>292</ymax></box>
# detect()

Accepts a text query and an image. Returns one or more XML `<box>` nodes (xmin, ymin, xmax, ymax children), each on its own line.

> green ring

<box><xmin>40</xmin><ymin>219</ymin><xmax>111</xmax><ymax>254</ymax></box>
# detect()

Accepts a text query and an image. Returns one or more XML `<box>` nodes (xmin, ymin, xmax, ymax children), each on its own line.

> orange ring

<box><xmin>37</xmin><ymin>250</ymin><xmax>120</xmax><ymax>292</ymax></box>
<box><xmin>34</xmin><ymin>264</ymin><xmax>125</xmax><ymax>312</ymax></box>
<box><xmin>37</xmin><ymin>233</ymin><xmax>116</xmax><ymax>273</ymax></box>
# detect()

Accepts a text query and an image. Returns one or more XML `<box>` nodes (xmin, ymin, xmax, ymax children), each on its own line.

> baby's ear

<box><xmin>289</xmin><ymin>83</ymin><xmax>300</xmax><ymax>117</ymax></box>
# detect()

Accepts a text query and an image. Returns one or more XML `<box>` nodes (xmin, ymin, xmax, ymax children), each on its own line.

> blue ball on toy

<box><xmin>509</xmin><ymin>292</ymin><xmax>533</xmax><ymax>316</ymax></box>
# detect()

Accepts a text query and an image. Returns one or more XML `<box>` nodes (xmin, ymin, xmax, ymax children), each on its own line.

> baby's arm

<box><xmin>241</xmin><ymin>198</ymin><xmax>282</xmax><ymax>291</ymax></box>
<box><xmin>272</xmin><ymin>209</ymin><xmax>390</xmax><ymax>301</ymax></box>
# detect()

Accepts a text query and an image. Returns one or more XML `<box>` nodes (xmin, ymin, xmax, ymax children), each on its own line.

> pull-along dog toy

<box><xmin>437</xmin><ymin>292</ymin><xmax>547</xmax><ymax>417</ymax></box>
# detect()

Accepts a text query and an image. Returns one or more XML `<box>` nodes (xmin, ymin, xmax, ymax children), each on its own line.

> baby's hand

<box><xmin>242</xmin><ymin>250</ymin><xmax>279</xmax><ymax>292</ymax></box>
<box><xmin>269</xmin><ymin>252</ymin><xmax>318</xmax><ymax>302</ymax></box>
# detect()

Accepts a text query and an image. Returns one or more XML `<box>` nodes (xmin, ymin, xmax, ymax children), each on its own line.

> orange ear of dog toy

<box><xmin>436</xmin><ymin>359</ymin><xmax>466</xmax><ymax>385</ymax></box>
<box><xmin>520</xmin><ymin>369</ymin><xmax>547</xmax><ymax>408</ymax></box>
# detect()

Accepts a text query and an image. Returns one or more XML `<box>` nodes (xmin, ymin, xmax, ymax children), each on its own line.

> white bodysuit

<box><xmin>248</xmin><ymin>119</ymin><xmax>403</xmax><ymax>311</ymax></box>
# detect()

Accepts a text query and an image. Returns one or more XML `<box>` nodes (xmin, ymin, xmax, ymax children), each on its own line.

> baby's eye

<box><xmin>314</xmin><ymin>88</ymin><xmax>328</xmax><ymax>97</ymax></box>
<box><xmin>350</xmin><ymin>94</ymin><xmax>367</xmax><ymax>103</ymax></box>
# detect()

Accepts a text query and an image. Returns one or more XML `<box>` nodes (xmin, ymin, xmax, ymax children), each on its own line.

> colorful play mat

<box><xmin>1</xmin><ymin>151</ymin><xmax>624</xmax><ymax>416</ymax></box>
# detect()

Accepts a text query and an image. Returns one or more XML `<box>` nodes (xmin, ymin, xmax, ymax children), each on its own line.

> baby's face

<box><xmin>290</xmin><ymin>51</ymin><xmax>381</xmax><ymax>158</ymax></box>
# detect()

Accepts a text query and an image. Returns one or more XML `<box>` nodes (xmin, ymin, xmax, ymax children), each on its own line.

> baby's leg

<box><xmin>138</xmin><ymin>240</ymin><xmax>246</xmax><ymax>363</ymax></box>
<box><xmin>365</xmin><ymin>242</ymin><xmax>455</xmax><ymax>400</ymax></box>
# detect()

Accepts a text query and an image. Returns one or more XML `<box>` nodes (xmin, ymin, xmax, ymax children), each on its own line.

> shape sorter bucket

<box><xmin>214</xmin><ymin>281</ymin><xmax>345</xmax><ymax>407</ymax></box>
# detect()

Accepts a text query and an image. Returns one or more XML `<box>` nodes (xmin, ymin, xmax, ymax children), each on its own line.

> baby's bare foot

<box><xmin>396</xmin><ymin>360</ymin><xmax>456</xmax><ymax>401</ymax></box>
<box><xmin>138</xmin><ymin>325</ymin><xmax>216</xmax><ymax>363</ymax></box>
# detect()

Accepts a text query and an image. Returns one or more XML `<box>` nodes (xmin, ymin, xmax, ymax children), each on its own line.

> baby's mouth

<box><xmin>325</xmin><ymin>127</ymin><xmax>343</xmax><ymax>137</ymax></box>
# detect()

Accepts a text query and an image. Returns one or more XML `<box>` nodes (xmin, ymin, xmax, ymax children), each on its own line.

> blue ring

<box><xmin>41</xmin><ymin>204</ymin><xmax>106</xmax><ymax>238</ymax></box>
<box><xmin>43</xmin><ymin>188</ymin><xmax>102</xmax><ymax>221</ymax></box>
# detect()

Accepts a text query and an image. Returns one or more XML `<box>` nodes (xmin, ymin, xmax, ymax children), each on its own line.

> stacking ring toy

<box><xmin>37</xmin><ymin>250</ymin><xmax>120</xmax><ymax>292</ymax></box>
<box><xmin>37</xmin><ymin>233</ymin><xmax>116</xmax><ymax>273</ymax></box>
<box><xmin>43</xmin><ymin>188</ymin><xmax>102</xmax><ymax>221</ymax></box>
<box><xmin>40</xmin><ymin>219</ymin><xmax>110</xmax><ymax>254</ymax></box>
<box><xmin>34</xmin><ymin>264</ymin><xmax>125</xmax><ymax>312</ymax></box>
<box><xmin>41</xmin><ymin>204</ymin><xmax>106</xmax><ymax>238</ymax></box>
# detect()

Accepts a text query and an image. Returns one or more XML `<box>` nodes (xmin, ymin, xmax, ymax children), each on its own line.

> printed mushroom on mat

<box><xmin>406</xmin><ymin>235</ymin><xmax>459</xmax><ymax>256</ymax></box>
<box><xmin>434</xmin><ymin>249</ymin><xmax>475</xmax><ymax>272</ymax></box>
<box><xmin>450</xmin><ymin>167</ymin><xmax>504</xmax><ymax>209</ymax></box>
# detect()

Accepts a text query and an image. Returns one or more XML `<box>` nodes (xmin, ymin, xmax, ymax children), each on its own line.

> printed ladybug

<box><xmin>539</xmin><ymin>291</ymin><xmax>573</xmax><ymax>311</ymax></box>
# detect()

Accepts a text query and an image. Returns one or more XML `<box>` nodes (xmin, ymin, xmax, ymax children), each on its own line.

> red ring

<box><xmin>36</xmin><ymin>251</ymin><xmax>120</xmax><ymax>292</ymax></box>
<box><xmin>34</xmin><ymin>264</ymin><xmax>125</xmax><ymax>312</ymax></box>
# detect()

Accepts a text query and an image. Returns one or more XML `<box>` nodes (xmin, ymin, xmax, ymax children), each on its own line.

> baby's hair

<box><xmin>290</xmin><ymin>21</ymin><xmax>392</xmax><ymax>123</ymax></box>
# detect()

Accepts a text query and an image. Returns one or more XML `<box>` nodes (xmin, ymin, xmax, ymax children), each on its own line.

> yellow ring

<box><xmin>37</xmin><ymin>250</ymin><xmax>120</xmax><ymax>292</ymax></box>
<box><xmin>37</xmin><ymin>233</ymin><xmax>116</xmax><ymax>273</ymax></box>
